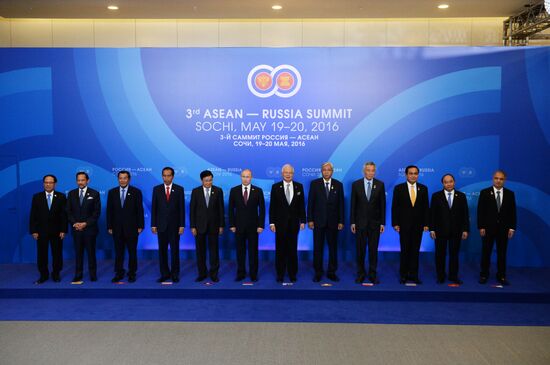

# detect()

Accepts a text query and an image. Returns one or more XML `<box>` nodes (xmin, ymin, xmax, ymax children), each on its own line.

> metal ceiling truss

<box><xmin>503</xmin><ymin>1</ymin><xmax>550</xmax><ymax>46</ymax></box>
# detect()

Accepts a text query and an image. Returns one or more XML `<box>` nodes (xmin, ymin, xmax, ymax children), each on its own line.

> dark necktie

<box><xmin>79</xmin><ymin>189</ymin><xmax>84</xmax><ymax>205</ymax></box>
<box><xmin>496</xmin><ymin>190</ymin><xmax>501</xmax><ymax>212</ymax></box>
<box><xmin>243</xmin><ymin>186</ymin><xmax>249</xmax><ymax>205</ymax></box>
<box><xmin>166</xmin><ymin>186</ymin><xmax>170</xmax><ymax>202</ymax></box>
<box><xmin>121</xmin><ymin>188</ymin><xmax>126</xmax><ymax>207</ymax></box>
<box><xmin>325</xmin><ymin>182</ymin><xmax>330</xmax><ymax>198</ymax></box>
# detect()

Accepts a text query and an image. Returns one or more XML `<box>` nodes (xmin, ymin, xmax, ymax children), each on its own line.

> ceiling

<box><xmin>0</xmin><ymin>0</ymin><xmax>535</xmax><ymax>19</ymax></box>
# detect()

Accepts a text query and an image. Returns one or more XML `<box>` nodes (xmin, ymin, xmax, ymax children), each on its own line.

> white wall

<box><xmin>0</xmin><ymin>18</ymin><xmax>506</xmax><ymax>47</ymax></box>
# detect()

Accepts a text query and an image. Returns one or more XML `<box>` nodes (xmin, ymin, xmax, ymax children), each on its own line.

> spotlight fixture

<box><xmin>437</xmin><ymin>4</ymin><xmax>449</xmax><ymax>9</ymax></box>
<box><xmin>107</xmin><ymin>5</ymin><xmax>119</xmax><ymax>10</ymax></box>
<box><xmin>272</xmin><ymin>5</ymin><xmax>283</xmax><ymax>10</ymax></box>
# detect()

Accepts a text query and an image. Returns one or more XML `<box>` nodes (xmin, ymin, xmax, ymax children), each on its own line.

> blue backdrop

<box><xmin>1</xmin><ymin>47</ymin><xmax>549</xmax><ymax>266</ymax></box>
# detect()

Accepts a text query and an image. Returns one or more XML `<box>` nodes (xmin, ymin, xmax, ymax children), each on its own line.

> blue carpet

<box><xmin>1</xmin><ymin>261</ymin><xmax>549</xmax><ymax>324</ymax></box>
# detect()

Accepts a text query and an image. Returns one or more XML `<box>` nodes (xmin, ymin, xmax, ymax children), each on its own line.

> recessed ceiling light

<box><xmin>272</xmin><ymin>5</ymin><xmax>283</xmax><ymax>10</ymax></box>
<box><xmin>438</xmin><ymin>4</ymin><xmax>449</xmax><ymax>9</ymax></box>
<box><xmin>107</xmin><ymin>5</ymin><xmax>119</xmax><ymax>10</ymax></box>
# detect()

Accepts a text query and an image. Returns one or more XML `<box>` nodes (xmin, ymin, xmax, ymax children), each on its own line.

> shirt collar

<box><xmin>323</xmin><ymin>179</ymin><xmax>331</xmax><ymax>184</ymax></box>
<box><xmin>407</xmin><ymin>182</ymin><xmax>416</xmax><ymax>188</ymax></box>
<box><xmin>493</xmin><ymin>186</ymin><xmax>503</xmax><ymax>193</ymax></box>
<box><xmin>164</xmin><ymin>184</ymin><xmax>172</xmax><ymax>190</ymax></box>
<box><xmin>364</xmin><ymin>178</ymin><xmax>373</xmax><ymax>184</ymax></box>
<box><xmin>445</xmin><ymin>189</ymin><xmax>455</xmax><ymax>195</ymax></box>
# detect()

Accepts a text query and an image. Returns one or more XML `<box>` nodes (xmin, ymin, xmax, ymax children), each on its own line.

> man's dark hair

<box><xmin>405</xmin><ymin>165</ymin><xmax>419</xmax><ymax>174</ymax></box>
<box><xmin>118</xmin><ymin>170</ymin><xmax>131</xmax><ymax>178</ymax></box>
<box><xmin>200</xmin><ymin>170</ymin><xmax>213</xmax><ymax>180</ymax></box>
<box><xmin>162</xmin><ymin>167</ymin><xmax>175</xmax><ymax>176</ymax></box>
<box><xmin>43</xmin><ymin>174</ymin><xmax>57</xmax><ymax>183</ymax></box>
<box><xmin>76</xmin><ymin>171</ymin><xmax>89</xmax><ymax>180</ymax></box>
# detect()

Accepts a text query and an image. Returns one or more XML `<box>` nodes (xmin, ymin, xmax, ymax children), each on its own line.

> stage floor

<box><xmin>1</xmin><ymin>261</ymin><xmax>549</xmax><ymax>325</ymax></box>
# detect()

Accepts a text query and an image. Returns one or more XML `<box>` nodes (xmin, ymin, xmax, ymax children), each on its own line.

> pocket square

<box><xmin>87</xmin><ymin>196</ymin><xmax>94</xmax><ymax>200</ymax></box>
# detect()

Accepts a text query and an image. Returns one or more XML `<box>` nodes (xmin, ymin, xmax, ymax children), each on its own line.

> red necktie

<box><xmin>243</xmin><ymin>186</ymin><xmax>249</xmax><ymax>205</ymax></box>
<box><xmin>166</xmin><ymin>186</ymin><xmax>170</xmax><ymax>202</ymax></box>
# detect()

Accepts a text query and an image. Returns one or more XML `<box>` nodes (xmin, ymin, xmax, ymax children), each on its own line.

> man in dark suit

<box><xmin>29</xmin><ymin>174</ymin><xmax>68</xmax><ymax>284</ymax></box>
<box><xmin>307</xmin><ymin>162</ymin><xmax>344</xmax><ymax>282</ymax></box>
<box><xmin>269</xmin><ymin>164</ymin><xmax>306</xmax><ymax>283</ymax></box>
<box><xmin>350</xmin><ymin>162</ymin><xmax>386</xmax><ymax>284</ymax></box>
<box><xmin>151</xmin><ymin>167</ymin><xmax>185</xmax><ymax>283</ymax></box>
<box><xmin>392</xmin><ymin>165</ymin><xmax>429</xmax><ymax>284</ymax></box>
<box><xmin>66</xmin><ymin>171</ymin><xmax>101</xmax><ymax>282</ymax></box>
<box><xmin>190</xmin><ymin>170</ymin><xmax>225</xmax><ymax>282</ymax></box>
<box><xmin>106</xmin><ymin>170</ymin><xmax>144</xmax><ymax>283</ymax></box>
<box><xmin>429</xmin><ymin>174</ymin><xmax>469</xmax><ymax>284</ymax></box>
<box><xmin>477</xmin><ymin>170</ymin><xmax>517</xmax><ymax>286</ymax></box>
<box><xmin>229</xmin><ymin>169</ymin><xmax>265</xmax><ymax>282</ymax></box>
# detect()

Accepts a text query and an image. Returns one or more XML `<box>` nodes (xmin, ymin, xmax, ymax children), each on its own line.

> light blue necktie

<box><xmin>366</xmin><ymin>181</ymin><xmax>372</xmax><ymax>201</ymax></box>
<box><xmin>121</xmin><ymin>188</ymin><xmax>126</xmax><ymax>207</ymax></box>
<box><xmin>47</xmin><ymin>193</ymin><xmax>52</xmax><ymax>210</ymax></box>
<box><xmin>447</xmin><ymin>192</ymin><xmax>452</xmax><ymax>208</ymax></box>
<box><xmin>205</xmin><ymin>188</ymin><xmax>210</xmax><ymax>207</ymax></box>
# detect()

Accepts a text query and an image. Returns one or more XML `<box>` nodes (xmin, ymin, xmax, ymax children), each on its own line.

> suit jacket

<box><xmin>228</xmin><ymin>184</ymin><xmax>265</xmax><ymax>232</ymax></box>
<box><xmin>477</xmin><ymin>187</ymin><xmax>517</xmax><ymax>233</ymax></box>
<box><xmin>106</xmin><ymin>185</ymin><xmax>145</xmax><ymax>237</ymax></box>
<box><xmin>391</xmin><ymin>182</ymin><xmax>429</xmax><ymax>230</ymax></box>
<box><xmin>350</xmin><ymin>178</ymin><xmax>386</xmax><ymax>230</ymax></box>
<box><xmin>429</xmin><ymin>189</ymin><xmax>469</xmax><ymax>238</ymax></box>
<box><xmin>307</xmin><ymin>178</ymin><xmax>345</xmax><ymax>229</ymax></box>
<box><xmin>66</xmin><ymin>187</ymin><xmax>101</xmax><ymax>235</ymax></box>
<box><xmin>190</xmin><ymin>185</ymin><xmax>225</xmax><ymax>234</ymax></box>
<box><xmin>269</xmin><ymin>181</ymin><xmax>306</xmax><ymax>232</ymax></box>
<box><xmin>29</xmin><ymin>191</ymin><xmax>68</xmax><ymax>236</ymax></box>
<box><xmin>151</xmin><ymin>184</ymin><xmax>185</xmax><ymax>232</ymax></box>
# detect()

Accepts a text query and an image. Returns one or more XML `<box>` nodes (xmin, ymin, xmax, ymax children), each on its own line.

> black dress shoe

<box><xmin>210</xmin><ymin>275</ymin><xmax>219</xmax><ymax>283</ymax></box>
<box><xmin>235</xmin><ymin>275</ymin><xmax>246</xmax><ymax>282</ymax></box>
<box><xmin>498</xmin><ymin>278</ymin><xmax>510</xmax><ymax>286</ymax></box>
<box><xmin>313</xmin><ymin>274</ymin><xmax>322</xmax><ymax>282</ymax></box>
<box><xmin>289</xmin><ymin>276</ymin><xmax>297</xmax><ymax>283</ymax></box>
<box><xmin>399</xmin><ymin>277</ymin><xmax>407</xmax><ymax>284</ymax></box>
<box><xmin>412</xmin><ymin>278</ymin><xmax>422</xmax><ymax>285</ymax></box>
<box><xmin>355</xmin><ymin>275</ymin><xmax>365</xmax><ymax>284</ymax></box>
<box><xmin>250</xmin><ymin>276</ymin><xmax>258</xmax><ymax>282</ymax></box>
<box><xmin>436</xmin><ymin>277</ymin><xmax>445</xmax><ymax>284</ymax></box>
<box><xmin>368</xmin><ymin>276</ymin><xmax>380</xmax><ymax>285</ymax></box>
<box><xmin>478</xmin><ymin>276</ymin><xmax>488</xmax><ymax>284</ymax></box>
<box><xmin>195</xmin><ymin>275</ymin><xmax>207</xmax><ymax>282</ymax></box>
<box><xmin>111</xmin><ymin>275</ymin><xmax>124</xmax><ymax>283</ymax></box>
<box><xmin>449</xmin><ymin>278</ymin><xmax>463</xmax><ymax>285</ymax></box>
<box><xmin>327</xmin><ymin>273</ymin><xmax>340</xmax><ymax>282</ymax></box>
<box><xmin>34</xmin><ymin>277</ymin><xmax>48</xmax><ymax>284</ymax></box>
<box><xmin>128</xmin><ymin>275</ymin><xmax>136</xmax><ymax>283</ymax></box>
<box><xmin>90</xmin><ymin>275</ymin><xmax>98</xmax><ymax>282</ymax></box>
<box><xmin>52</xmin><ymin>273</ymin><xmax>61</xmax><ymax>282</ymax></box>
<box><xmin>276</xmin><ymin>277</ymin><xmax>284</xmax><ymax>283</ymax></box>
<box><xmin>172</xmin><ymin>276</ymin><xmax>180</xmax><ymax>283</ymax></box>
<box><xmin>157</xmin><ymin>276</ymin><xmax>170</xmax><ymax>283</ymax></box>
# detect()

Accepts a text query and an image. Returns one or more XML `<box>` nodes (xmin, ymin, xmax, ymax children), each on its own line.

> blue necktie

<box><xmin>47</xmin><ymin>193</ymin><xmax>52</xmax><ymax>210</ymax></box>
<box><xmin>79</xmin><ymin>189</ymin><xmax>84</xmax><ymax>205</ymax></box>
<box><xmin>325</xmin><ymin>182</ymin><xmax>330</xmax><ymax>198</ymax></box>
<box><xmin>447</xmin><ymin>192</ymin><xmax>452</xmax><ymax>208</ymax></box>
<box><xmin>205</xmin><ymin>188</ymin><xmax>210</xmax><ymax>207</ymax></box>
<box><xmin>121</xmin><ymin>188</ymin><xmax>126</xmax><ymax>207</ymax></box>
<box><xmin>366</xmin><ymin>182</ymin><xmax>372</xmax><ymax>201</ymax></box>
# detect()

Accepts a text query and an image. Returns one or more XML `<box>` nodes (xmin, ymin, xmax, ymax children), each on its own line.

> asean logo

<box><xmin>247</xmin><ymin>64</ymin><xmax>302</xmax><ymax>98</ymax></box>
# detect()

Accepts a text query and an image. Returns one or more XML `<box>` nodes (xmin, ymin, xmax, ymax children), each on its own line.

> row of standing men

<box><xmin>29</xmin><ymin>162</ymin><xmax>516</xmax><ymax>286</ymax></box>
